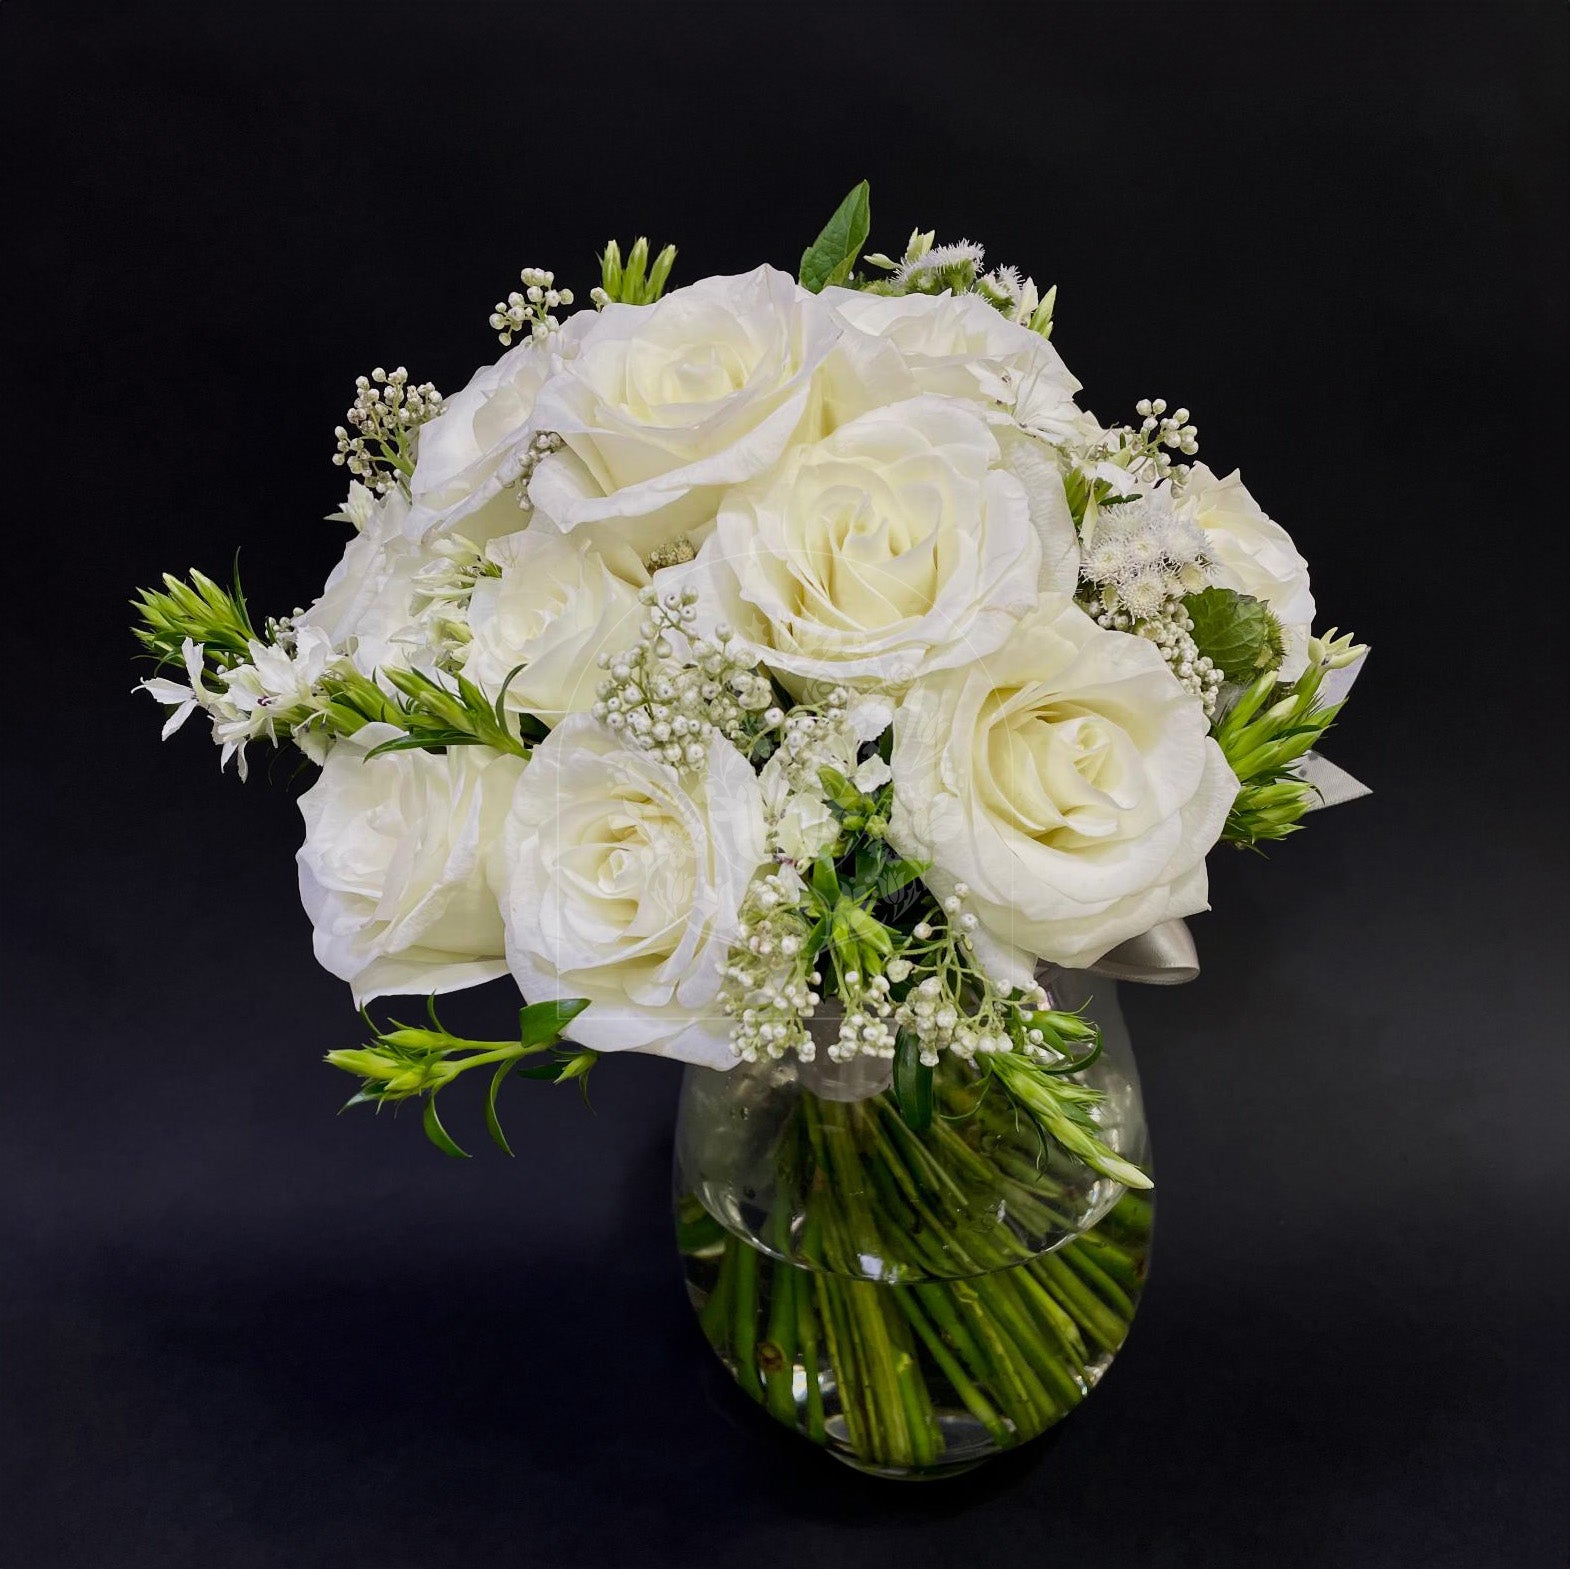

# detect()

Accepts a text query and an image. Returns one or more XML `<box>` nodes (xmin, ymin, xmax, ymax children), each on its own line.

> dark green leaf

<box><xmin>817</xmin><ymin>766</ymin><xmax>863</xmax><ymax>812</ymax></box>
<box><xmin>518</xmin><ymin>997</ymin><xmax>591</xmax><ymax>1047</ymax></box>
<box><xmin>893</xmin><ymin>1032</ymin><xmax>933</xmax><ymax>1133</ymax></box>
<box><xmin>1184</xmin><ymin>586</ymin><xmax>1284</xmax><ymax>683</ymax></box>
<box><xmin>798</xmin><ymin>180</ymin><xmax>871</xmax><ymax>294</ymax></box>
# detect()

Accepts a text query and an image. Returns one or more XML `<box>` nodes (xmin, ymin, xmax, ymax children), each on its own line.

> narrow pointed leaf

<box><xmin>422</xmin><ymin>1095</ymin><xmax>470</xmax><ymax>1159</ymax></box>
<box><xmin>484</xmin><ymin>1062</ymin><xmax>515</xmax><ymax>1156</ymax></box>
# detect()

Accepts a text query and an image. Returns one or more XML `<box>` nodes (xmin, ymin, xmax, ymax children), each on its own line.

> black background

<box><xmin>4</xmin><ymin>4</ymin><xmax>1567</xmax><ymax>1566</ymax></box>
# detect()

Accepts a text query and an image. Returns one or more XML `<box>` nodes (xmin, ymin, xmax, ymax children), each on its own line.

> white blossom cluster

<box><xmin>1080</xmin><ymin>491</ymin><xmax>1211</xmax><ymax>619</ymax></box>
<box><xmin>719</xmin><ymin>867</ymin><xmax>821</xmax><ymax>1062</ymax></box>
<box><xmin>490</xmin><ymin>267</ymin><xmax>574</xmax><ymax>347</ymax></box>
<box><xmin>143</xmin><ymin>627</ymin><xmax>339</xmax><ymax>779</ymax></box>
<box><xmin>495</xmin><ymin>431</ymin><xmax>564</xmax><ymax>507</ymax></box>
<box><xmin>332</xmin><ymin>367</ymin><xmax>443</xmax><ymax>496</ymax></box>
<box><xmin>592</xmin><ymin>587</ymin><xmax>781</xmax><ymax>769</ymax></box>
<box><xmin>891</xmin><ymin>889</ymin><xmax>1050</xmax><ymax>1066</ymax></box>
<box><xmin>867</xmin><ymin>230</ymin><xmax>1047</xmax><ymax>327</ymax></box>
<box><xmin>1091</xmin><ymin>595</ymin><xmax>1225</xmax><ymax>717</ymax></box>
<box><xmin>136</xmin><ymin>197</ymin><xmax>1355</xmax><ymax>1081</ymax></box>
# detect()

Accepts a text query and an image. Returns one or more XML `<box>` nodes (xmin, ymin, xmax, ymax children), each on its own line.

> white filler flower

<box><xmin>1177</xmin><ymin>463</ymin><xmax>1315</xmax><ymax>681</ymax></box>
<box><xmin>697</xmin><ymin>393</ymin><xmax>1076</xmax><ymax>693</ymax></box>
<box><xmin>890</xmin><ymin>600</ymin><xmax>1237</xmax><ymax>977</ymax></box>
<box><xmin>296</xmin><ymin>726</ymin><xmax>525</xmax><ymax>1003</ymax></box>
<box><xmin>499</xmin><ymin>715</ymin><xmax>767</xmax><ymax>1066</ymax></box>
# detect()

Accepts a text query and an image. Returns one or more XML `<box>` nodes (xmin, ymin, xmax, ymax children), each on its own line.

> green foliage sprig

<box><xmin>1215</xmin><ymin>632</ymin><xmax>1363</xmax><ymax>847</ymax></box>
<box><xmin>132</xmin><ymin>564</ymin><xmax>258</xmax><ymax>669</ymax></box>
<box><xmin>133</xmin><ymin>567</ymin><xmax>544</xmax><ymax>763</ymax></box>
<box><xmin>328</xmin><ymin>997</ymin><xmax>594</xmax><ymax>1158</ymax></box>
<box><xmin>323</xmin><ymin>665</ymin><xmax>539</xmax><ymax>759</ymax></box>
<box><xmin>986</xmin><ymin>1047</ymin><xmax>1152</xmax><ymax>1191</ymax></box>
<box><xmin>597</xmin><ymin>237</ymin><xmax>677</xmax><ymax>305</ymax></box>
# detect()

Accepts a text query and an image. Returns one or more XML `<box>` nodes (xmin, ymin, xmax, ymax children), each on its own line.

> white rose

<box><xmin>296</xmin><ymin>727</ymin><xmax>525</xmax><ymax>1003</ymax></box>
<box><xmin>299</xmin><ymin>484</ymin><xmax>437</xmax><ymax>676</ymax></box>
<box><xmin>889</xmin><ymin>600</ymin><xmax>1237</xmax><ymax>976</ymax></box>
<box><xmin>406</xmin><ymin>317</ymin><xmax>590</xmax><ymax>546</ymax></box>
<box><xmin>1178</xmin><ymin>463</ymin><xmax>1315</xmax><ymax>681</ymax></box>
<box><xmin>462</xmin><ymin>529</ymin><xmax>645</xmax><ymax>725</ymax></box>
<box><xmin>696</xmin><ymin>393</ymin><xmax>1076</xmax><ymax>693</ymax></box>
<box><xmin>822</xmin><ymin>287</ymin><xmax>1085</xmax><ymax>442</ymax></box>
<box><xmin>527</xmin><ymin>266</ymin><xmax>842</xmax><ymax>560</ymax></box>
<box><xmin>500</xmin><ymin>717</ymin><xmax>767</xmax><ymax>1066</ymax></box>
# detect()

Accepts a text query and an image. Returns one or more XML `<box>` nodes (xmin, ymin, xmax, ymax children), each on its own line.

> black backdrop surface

<box><xmin>4</xmin><ymin>5</ymin><xmax>1567</xmax><ymax>1566</ymax></box>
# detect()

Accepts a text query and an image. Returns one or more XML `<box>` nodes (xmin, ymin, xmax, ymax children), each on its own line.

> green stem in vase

<box><xmin>1071</xmin><ymin>1228</ymin><xmax>1145</xmax><ymax>1295</ymax></box>
<box><xmin>761</xmin><ymin>1207</ymin><xmax>800</xmax><ymax>1424</ymax></box>
<box><xmin>698</xmin><ymin>1233</ymin><xmax>735</xmax><ymax>1346</ymax></box>
<box><xmin>971</xmin><ymin>1271</ymin><xmax>1085</xmax><ymax>1415</ymax></box>
<box><xmin>731</xmin><ymin>1237</ymin><xmax>764</xmax><ymax>1399</ymax></box>
<box><xmin>1061</xmin><ymin>1238</ymin><xmax>1136</xmax><ymax>1321</ymax></box>
<box><xmin>1032</xmin><ymin>1252</ymin><xmax>1129</xmax><ymax>1356</ymax></box>
<box><xmin>891</xmin><ymin>1288</ymin><xmax>1013</xmax><ymax>1449</ymax></box>
<box><xmin>1011</xmin><ymin>1262</ymin><xmax>1092</xmax><ymax>1368</ymax></box>
<box><xmin>794</xmin><ymin>1228</ymin><xmax>829</xmax><ymax>1444</ymax></box>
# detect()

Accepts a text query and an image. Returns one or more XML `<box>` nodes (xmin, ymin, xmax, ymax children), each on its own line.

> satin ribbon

<box><xmin>1089</xmin><ymin>919</ymin><xmax>1201</xmax><ymax>985</ymax></box>
<box><xmin>1088</xmin><ymin>651</ymin><xmax>1372</xmax><ymax>986</ymax></box>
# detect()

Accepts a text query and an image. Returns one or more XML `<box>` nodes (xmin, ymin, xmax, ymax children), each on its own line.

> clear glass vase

<box><xmin>673</xmin><ymin>968</ymin><xmax>1152</xmax><ymax>1478</ymax></box>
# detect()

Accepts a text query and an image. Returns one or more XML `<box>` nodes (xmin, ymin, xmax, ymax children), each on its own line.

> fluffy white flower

<box><xmin>822</xmin><ymin>287</ymin><xmax>1086</xmax><ymax>442</ymax></box>
<box><xmin>696</xmin><ymin>393</ymin><xmax>1075</xmax><ymax>693</ymax></box>
<box><xmin>528</xmin><ymin>266</ymin><xmax>842</xmax><ymax>560</ymax></box>
<box><xmin>889</xmin><ymin>600</ymin><xmax>1237</xmax><ymax>976</ymax></box>
<box><xmin>1177</xmin><ymin>463</ymin><xmax>1315</xmax><ymax>680</ymax></box>
<box><xmin>463</xmin><ymin>530</ymin><xmax>646</xmax><ymax>724</ymax></box>
<box><xmin>295</xmin><ymin>726</ymin><xmax>525</xmax><ymax>1003</ymax></box>
<box><xmin>299</xmin><ymin>485</ymin><xmax>436</xmax><ymax>677</ymax></box>
<box><xmin>499</xmin><ymin>716</ymin><xmax>766</xmax><ymax>1066</ymax></box>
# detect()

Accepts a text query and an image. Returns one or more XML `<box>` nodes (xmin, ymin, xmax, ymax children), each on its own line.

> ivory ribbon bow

<box><xmin>1088</xmin><ymin>653</ymin><xmax>1370</xmax><ymax>986</ymax></box>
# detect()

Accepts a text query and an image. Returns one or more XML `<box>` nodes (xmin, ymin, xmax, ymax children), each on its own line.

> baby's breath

<box><xmin>592</xmin><ymin>587</ymin><xmax>783</xmax><ymax>770</ymax></box>
<box><xmin>332</xmin><ymin>367</ymin><xmax>443</xmax><ymax>496</ymax></box>
<box><xmin>489</xmin><ymin>267</ymin><xmax>574</xmax><ymax>347</ymax></box>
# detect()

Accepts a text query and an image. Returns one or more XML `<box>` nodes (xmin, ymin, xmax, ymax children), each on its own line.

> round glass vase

<box><xmin>673</xmin><ymin>969</ymin><xmax>1152</xmax><ymax>1479</ymax></box>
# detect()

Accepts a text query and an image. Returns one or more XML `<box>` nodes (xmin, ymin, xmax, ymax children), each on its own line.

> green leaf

<box><xmin>810</xmin><ymin>856</ymin><xmax>840</xmax><ymax>907</ymax></box>
<box><xmin>893</xmin><ymin>1032</ymin><xmax>933</xmax><ymax>1134</ymax></box>
<box><xmin>484</xmin><ymin>1062</ymin><xmax>515</xmax><ymax>1156</ymax></box>
<box><xmin>1184</xmin><ymin>586</ymin><xmax>1284</xmax><ymax>683</ymax></box>
<box><xmin>422</xmin><ymin>1095</ymin><xmax>470</xmax><ymax>1159</ymax></box>
<box><xmin>874</xmin><ymin>856</ymin><xmax>928</xmax><ymax>899</ymax></box>
<box><xmin>798</xmin><ymin>180</ymin><xmax>871</xmax><ymax>293</ymax></box>
<box><xmin>518</xmin><ymin>997</ymin><xmax>591</xmax><ymax>1048</ymax></box>
<box><xmin>817</xmin><ymin>766</ymin><xmax>864</xmax><ymax>812</ymax></box>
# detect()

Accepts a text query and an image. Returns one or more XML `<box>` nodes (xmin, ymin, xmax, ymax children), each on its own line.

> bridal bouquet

<box><xmin>135</xmin><ymin>183</ymin><xmax>1365</xmax><ymax>1475</ymax></box>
